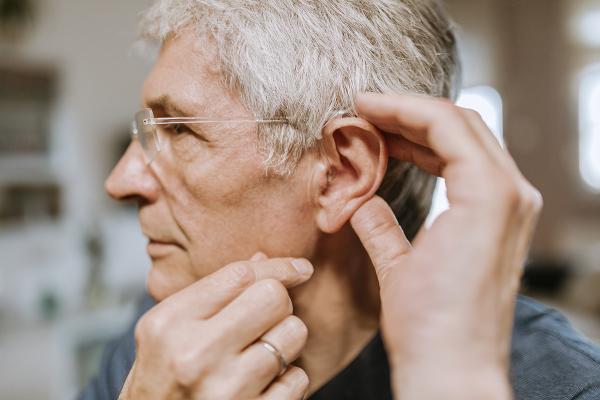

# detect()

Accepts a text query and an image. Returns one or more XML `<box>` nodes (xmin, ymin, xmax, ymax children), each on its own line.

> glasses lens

<box><xmin>134</xmin><ymin>109</ymin><xmax>160</xmax><ymax>163</ymax></box>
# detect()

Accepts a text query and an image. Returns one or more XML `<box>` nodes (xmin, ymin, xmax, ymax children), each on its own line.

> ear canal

<box><xmin>327</xmin><ymin>169</ymin><xmax>335</xmax><ymax>183</ymax></box>
<box><xmin>315</xmin><ymin>117</ymin><xmax>388</xmax><ymax>234</ymax></box>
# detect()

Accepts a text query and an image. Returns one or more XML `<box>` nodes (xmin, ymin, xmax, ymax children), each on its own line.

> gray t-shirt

<box><xmin>79</xmin><ymin>295</ymin><xmax>600</xmax><ymax>399</ymax></box>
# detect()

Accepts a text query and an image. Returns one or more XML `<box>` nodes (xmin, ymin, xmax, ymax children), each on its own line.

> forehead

<box><xmin>141</xmin><ymin>29</ymin><xmax>247</xmax><ymax>117</ymax></box>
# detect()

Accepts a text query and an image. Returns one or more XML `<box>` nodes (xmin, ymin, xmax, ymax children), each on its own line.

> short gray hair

<box><xmin>139</xmin><ymin>0</ymin><xmax>460</xmax><ymax>240</ymax></box>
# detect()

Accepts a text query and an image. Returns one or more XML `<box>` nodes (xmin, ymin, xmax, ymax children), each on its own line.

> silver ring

<box><xmin>258</xmin><ymin>339</ymin><xmax>288</xmax><ymax>376</ymax></box>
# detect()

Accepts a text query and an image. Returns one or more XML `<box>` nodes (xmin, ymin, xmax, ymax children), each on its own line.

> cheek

<box><xmin>169</xmin><ymin>131</ymin><xmax>209</xmax><ymax>163</ymax></box>
<box><xmin>155</xmin><ymin>142</ymin><xmax>275</xmax><ymax>262</ymax></box>
<box><xmin>160</xmin><ymin>130</ymin><xmax>261</xmax><ymax>212</ymax></box>
<box><xmin>248</xmin><ymin>184</ymin><xmax>321</xmax><ymax>257</ymax></box>
<box><xmin>180</xmin><ymin>142</ymin><xmax>268</xmax><ymax>210</ymax></box>
<box><xmin>156</xmin><ymin>138</ymin><xmax>320</xmax><ymax>277</ymax></box>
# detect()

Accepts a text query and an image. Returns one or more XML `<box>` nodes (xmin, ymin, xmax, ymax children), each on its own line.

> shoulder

<box><xmin>511</xmin><ymin>295</ymin><xmax>600</xmax><ymax>400</ymax></box>
<box><xmin>78</xmin><ymin>294</ymin><xmax>156</xmax><ymax>400</ymax></box>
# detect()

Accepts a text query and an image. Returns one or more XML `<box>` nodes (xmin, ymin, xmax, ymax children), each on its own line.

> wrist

<box><xmin>392</xmin><ymin>363</ymin><xmax>512</xmax><ymax>400</ymax></box>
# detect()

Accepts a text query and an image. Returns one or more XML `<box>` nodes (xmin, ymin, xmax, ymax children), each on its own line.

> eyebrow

<box><xmin>145</xmin><ymin>94</ymin><xmax>215</xmax><ymax>142</ymax></box>
<box><xmin>146</xmin><ymin>95</ymin><xmax>191</xmax><ymax>118</ymax></box>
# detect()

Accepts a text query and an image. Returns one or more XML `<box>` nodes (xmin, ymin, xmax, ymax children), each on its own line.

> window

<box><xmin>571</xmin><ymin>7</ymin><xmax>600</xmax><ymax>48</ymax></box>
<box><xmin>579</xmin><ymin>65</ymin><xmax>600</xmax><ymax>192</ymax></box>
<box><xmin>426</xmin><ymin>86</ymin><xmax>504</xmax><ymax>227</ymax></box>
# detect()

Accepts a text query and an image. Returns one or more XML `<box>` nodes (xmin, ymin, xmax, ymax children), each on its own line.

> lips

<box><xmin>148</xmin><ymin>238</ymin><xmax>177</xmax><ymax>245</ymax></box>
<box><xmin>142</xmin><ymin>227</ymin><xmax>184</xmax><ymax>258</ymax></box>
<box><xmin>140</xmin><ymin>215</ymin><xmax>185</xmax><ymax>258</ymax></box>
<box><xmin>141</xmin><ymin>227</ymin><xmax>181</xmax><ymax>247</ymax></box>
<box><xmin>146</xmin><ymin>238</ymin><xmax>182</xmax><ymax>258</ymax></box>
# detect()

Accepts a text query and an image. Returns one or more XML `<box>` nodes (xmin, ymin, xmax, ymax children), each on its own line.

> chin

<box><xmin>146</xmin><ymin>258</ymin><xmax>197</xmax><ymax>301</ymax></box>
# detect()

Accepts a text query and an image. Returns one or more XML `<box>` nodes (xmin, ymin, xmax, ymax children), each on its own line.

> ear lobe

<box><xmin>316</xmin><ymin>117</ymin><xmax>388</xmax><ymax>233</ymax></box>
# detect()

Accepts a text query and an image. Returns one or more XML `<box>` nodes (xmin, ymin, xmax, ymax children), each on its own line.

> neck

<box><xmin>290</xmin><ymin>224</ymin><xmax>381</xmax><ymax>395</ymax></box>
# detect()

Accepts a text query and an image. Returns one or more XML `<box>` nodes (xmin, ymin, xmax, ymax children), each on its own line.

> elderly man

<box><xmin>81</xmin><ymin>0</ymin><xmax>600</xmax><ymax>399</ymax></box>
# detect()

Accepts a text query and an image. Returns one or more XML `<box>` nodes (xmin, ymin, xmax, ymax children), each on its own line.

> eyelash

<box><xmin>166</xmin><ymin>123</ymin><xmax>210</xmax><ymax>143</ymax></box>
<box><xmin>170</xmin><ymin>123</ymin><xmax>188</xmax><ymax>135</ymax></box>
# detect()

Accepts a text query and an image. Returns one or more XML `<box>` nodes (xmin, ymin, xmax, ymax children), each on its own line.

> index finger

<box><xmin>159</xmin><ymin>257</ymin><xmax>313</xmax><ymax>320</ymax></box>
<box><xmin>355</xmin><ymin>93</ymin><xmax>485</xmax><ymax>166</ymax></box>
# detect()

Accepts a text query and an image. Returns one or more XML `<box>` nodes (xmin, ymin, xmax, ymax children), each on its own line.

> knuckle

<box><xmin>133</xmin><ymin>321</ymin><xmax>145</xmax><ymax>345</ymax></box>
<box><xmin>170</xmin><ymin>332</ymin><xmax>215</xmax><ymax>388</ymax></box>
<box><xmin>204</xmin><ymin>384</ymin><xmax>239</xmax><ymax>400</ymax></box>
<box><xmin>436</xmin><ymin>99</ymin><xmax>460</xmax><ymax>118</ymax></box>
<box><xmin>361</xmin><ymin>210</ymin><xmax>401</xmax><ymax>248</ymax></box>
<box><xmin>463</xmin><ymin>108</ymin><xmax>483</xmax><ymax>122</ymax></box>
<box><xmin>171</xmin><ymin>352</ymin><xmax>201</xmax><ymax>387</ymax></box>
<box><xmin>435</xmin><ymin>97</ymin><xmax>454</xmax><ymax>107</ymax></box>
<box><xmin>220</xmin><ymin>261</ymin><xmax>256</xmax><ymax>288</ymax></box>
<box><xmin>135</xmin><ymin>309</ymin><xmax>167</xmax><ymax>343</ymax></box>
<box><xmin>284</xmin><ymin>366</ymin><xmax>309</xmax><ymax>394</ymax></box>
<box><xmin>533</xmin><ymin>189</ymin><xmax>544</xmax><ymax>212</ymax></box>
<box><xmin>495</xmin><ymin>177</ymin><xmax>542</xmax><ymax>217</ymax></box>
<box><xmin>492</xmin><ymin>176</ymin><xmax>544</xmax><ymax>220</ymax></box>
<box><xmin>259</xmin><ymin>278</ymin><xmax>287</xmax><ymax>298</ymax></box>
<box><xmin>363</xmin><ymin>222</ymin><xmax>407</xmax><ymax>272</ymax></box>
<box><xmin>488</xmin><ymin>173</ymin><xmax>521</xmax><ymax>211</ymax></box>
<box><xmin>524</xmin><ymin>186</ymin><xmax>544</xmax><ymax>214</ymax></box>
<box><xmin>284</xmin><ymin>315</ymin><xmax>309</xmax><ymax>342</ymax></box>
<box><xmin>257</xmin><ymin>279</ymin><xmax>292</xmax><ymax>313</ymax></box>
<box><xmin>502</xmin><ymin>180</ymin><xmax>521</xmax><ymax>208</ymax></box>
<box><xmin>251</xmin><ymin>354</ymin><xmax>277</xmax><ymax>383</ymax></box>
<box><xmin>267</xmin><ymin>258</ymin><xmax>301</xmax><ymax>282</ymax></box>
<box><xmin>296</xmin><ymin>368</ymin><xmax>310</xmax><ymax>390</ymax></box>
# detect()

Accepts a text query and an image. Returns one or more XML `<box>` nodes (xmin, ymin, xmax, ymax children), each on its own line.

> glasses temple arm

<box><xmin>145</xmin><ymin>117</ymin><xmax>287</xmax><ymax>125</ymax></box>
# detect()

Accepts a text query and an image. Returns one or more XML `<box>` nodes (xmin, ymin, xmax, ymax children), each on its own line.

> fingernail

<box><xmin>291</xmin><ymin>258</ymin><xmax>313</xmax><ymax>276</ymax></box>
<box><xmin>250</xmin><ymin>251</ymin><xmax>268</xmax><ymax>261</ymax></box>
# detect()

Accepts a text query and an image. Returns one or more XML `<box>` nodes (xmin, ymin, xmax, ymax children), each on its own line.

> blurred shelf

<box><xmin>0</xmin><ymin>299</ymin><xmax>138</xmax><ymax>400</ymax></box>
<box><xmin>0</xmin><ymin>154</ymin><xmax>56</xmax><ymax>185</ymax></box>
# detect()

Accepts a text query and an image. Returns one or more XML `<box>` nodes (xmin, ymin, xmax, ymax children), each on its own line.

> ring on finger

<box><xmin>258</xmin><ymin>339</ymin><xmax>288</xmax><ymax>376</ymax></box>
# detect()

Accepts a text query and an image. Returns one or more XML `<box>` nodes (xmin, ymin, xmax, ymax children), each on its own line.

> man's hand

<box><xmin>351</xmin><ymin>93</ymin><xmax>542</xmax><ymax>400</ymax></box>
<box><xmin>119</xmin><ymin>255</ymin><xmax>313</xmax><ymax>400</ymax></box>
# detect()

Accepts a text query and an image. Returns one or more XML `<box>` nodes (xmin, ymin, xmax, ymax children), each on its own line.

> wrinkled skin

<box><xmin>106</xmin><ymin>31</ymin><xmax>322</xmax><ymax>302</ymax></box>
<box><xmin>107</xmin><ymin>30</ymin><xmax>385</xmax><ymax>399</ymax></box>
<box><xmin>106</xmin><ymin>32</ymin><xmax>322</xmax><ymax>399</ymax></box>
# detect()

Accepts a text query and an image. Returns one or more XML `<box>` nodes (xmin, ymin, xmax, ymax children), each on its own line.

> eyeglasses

<box><xmin>131</xmin><ymin>108</ymin><xmax>288</xmax><ymax>164</ymax></box>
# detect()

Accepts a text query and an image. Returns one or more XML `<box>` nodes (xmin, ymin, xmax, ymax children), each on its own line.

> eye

<box><xmin>171</xmin><ymin>123</ymin><xmax>188</xmax><ymax>135</ymax></box>
<box><xmin>165</xmin><ymin>122</ymin><xmax>210</xmax><ymax>142</ymax></box>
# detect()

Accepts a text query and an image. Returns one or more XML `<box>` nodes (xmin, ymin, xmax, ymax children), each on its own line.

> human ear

<box><xmin>315</xmin><ymin>117</ymin><xmax>388</xmax><ymax>233</ymax></box>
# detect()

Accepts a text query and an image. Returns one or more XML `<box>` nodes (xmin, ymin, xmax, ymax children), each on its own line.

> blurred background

<box><xmin>0</xmin><ymin>0</ymin><xmax>599</xmax><ymax>398</ymax></box>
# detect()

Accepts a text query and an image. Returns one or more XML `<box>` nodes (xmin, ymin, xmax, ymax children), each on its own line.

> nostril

<box><xmin>119</xmin><ymin>195</ymin><xmax>148</xmax><ymax>208</ymax></box>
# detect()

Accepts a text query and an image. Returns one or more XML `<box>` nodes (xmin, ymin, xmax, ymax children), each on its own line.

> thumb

<box><xmin>350</xmin><ymin>196</ymin><xmax>411</xmax><ymax>283</ymax></box>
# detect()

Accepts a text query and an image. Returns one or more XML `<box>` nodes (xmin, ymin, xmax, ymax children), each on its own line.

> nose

<box><xmin>105</xmin><ymin>140</ymin><xmax>160</xmax><ymax>204</ymax></box>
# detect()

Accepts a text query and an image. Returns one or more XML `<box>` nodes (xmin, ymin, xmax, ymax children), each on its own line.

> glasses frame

<box><xmin>131</xmin><ymin>107</ymin><xmax>288</xmax><ymax>164</ymax></box>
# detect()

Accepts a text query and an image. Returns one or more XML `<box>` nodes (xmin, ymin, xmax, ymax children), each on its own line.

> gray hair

<box><xmin>139</xmin><ymin>0</ymin><xmax>460</xmax><ymax>240</ymax></box>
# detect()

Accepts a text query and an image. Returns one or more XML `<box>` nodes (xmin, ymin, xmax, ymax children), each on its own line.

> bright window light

<box><xmin>426</xmin><ymin>86</ymin><xmax>504</xmax><ymax>227</ymax></box>
<box><xmin>579</xmin><ymin>65</ymin><xmax>600</xmax><ymax>192</ymax></box>
<box><xmin>572</xmin><ymin>8</ymin><xmax>600</xmax><ymax>48</ymax></box>
<box><xmin>456</xmin><ymin>86</ymin><xmax>504</xmax><ymax>145</ymax></box>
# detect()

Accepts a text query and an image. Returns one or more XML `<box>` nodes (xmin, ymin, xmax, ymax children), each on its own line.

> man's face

<box><xmin>105</xmin><ymin>30</ymin><xmax>321</xmax><ymax>301</ymax></box>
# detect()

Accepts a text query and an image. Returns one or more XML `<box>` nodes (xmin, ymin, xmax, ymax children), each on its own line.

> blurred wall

<box><xmin>0</xmin><ymin>1</ymin><xmax>152</xmax><ymax>399</ymax></box>
<box><xmin>447</xmin><ymin>0</ymin><xmax>600</xmax><ymax>268</ymax></box>
<box><xmin>4</xmin><ymin>0</ymin><xmax>153</xmax><ymax>220</ymax></box>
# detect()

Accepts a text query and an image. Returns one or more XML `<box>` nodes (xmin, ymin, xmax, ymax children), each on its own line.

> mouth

<box><xmin>146</xmin><ymin>238</ymin><xmax>183</xmax><ymax>258</ymax></box>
